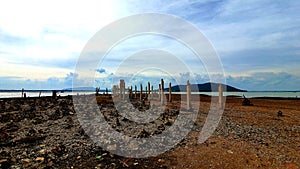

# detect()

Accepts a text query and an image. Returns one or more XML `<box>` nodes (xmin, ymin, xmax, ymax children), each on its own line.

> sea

<box><xmin>0</xmin><ymin>90</ymin><xmax>299</xmax><ymax>99</ymax></box>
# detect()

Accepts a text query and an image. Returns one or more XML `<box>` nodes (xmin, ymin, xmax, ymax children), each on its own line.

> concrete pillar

<box><xmin>187</xmin><ymin>80</ymin><xmax>191</xmax><ymax>110</ymax></box>
<box><xmin>219</xmin><ymin>84</ymin><xmax>223</xmax><ymax>109</ymax></box>
<box><xmin>140</xmin><ymin>84</ymin><xmax>143</xmax><ymax>101</ymax></box>
<box><xmin>169</xmin><ymin>82</ymin><xmax>172</xmax><ymax>102</ymax></box>
<box><xmin>161</xmin><ymin>79</ymin><xmax>165</xmax><ymax>105</ymax></box>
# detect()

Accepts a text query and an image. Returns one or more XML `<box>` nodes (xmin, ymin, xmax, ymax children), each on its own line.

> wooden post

<box><xmin>120</xmin><ymin>80</ymin><xmax>125</xmax><ymax>100</ymax></box>
<box><xmin>140</xmin><ymin>84</ymin><xmax>143</xmax><ymax>101</ymax></box>
<box><xmin>187</xmin><ymin>80</ymin><xmax>191</xmax><ymax>110</ymax></box>
<box><xmin>21</xmin><ymin>88</ymin><xmax>24</xmax><ymax>98</ymax></box>
<box><xmin>161</xmin><ymin>79</ymin><xmax>164</xmax><ymax>105</ymax></box>
<box><xmin>219</xmin><ymin>84</ymin><xmax>223</xmax><ymax>109</ymax></box>
<box><xmin>148</xmin><ymin>82</ymin><xmax>151</xmax><ymax>98</ymax></box>
<box><xmin>151</xmin><ymin>85</ymin><xmax>154</xmax><ymax>98</ymax></box>
<box><xmin>159</xmin><ymin>84</ymin><xmax>161</xmax><ymax>100</ymax></box>
<box><xmin>135</xmin><ymin>85</ymin><xmax>137</xmax><ymax>98</ymax></box>
<box><xmin>169</xmin><ymin>82</ymin><xmax>172</xmax><ymax>102</ymax></box>
<box><xmin>130</xmin><ymin>86</ymin><xmax>133</xmax><ymax>99</ymax></box>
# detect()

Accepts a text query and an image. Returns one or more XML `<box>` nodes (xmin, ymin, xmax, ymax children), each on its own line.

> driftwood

<box><xmin>242</xmin><ymin>95</ymin><xmax>253</xmax><ymax>106</ymax></box>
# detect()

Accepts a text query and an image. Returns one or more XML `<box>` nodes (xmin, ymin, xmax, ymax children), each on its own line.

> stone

<box><xmin>36</xmin><ymin>157</ymin><xmax>44</xmax><ymax>162</ymax></box>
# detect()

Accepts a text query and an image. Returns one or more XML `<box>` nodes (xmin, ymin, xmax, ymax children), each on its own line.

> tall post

<box><xmin>147</xmin><ymin>82</ymin><xmax>151</xmax><ymax>98</ymax></box>
<box><xmin>130</xmin><ymin>86</ymin><xmax>133</xmax><ymax>99</ymax></box>
<box><xmin>219</xmin><ymin>84</ymin><xmax>223</xmax><ymax>109</ymax></box>
<box><xmin>21</xmin><ymin>88</ymin><xmax>24</xmax><ymax>98</ymax></box>
<box><xmin>140</xmin><ymin>84</ymin><xmax>143</xmax><ymax>101</ymax></box>
<box><xmin>159</xmin><ymin>84</ymin><xmax>161</xmax><ymax>100</ymax></box>
<box><xmin>120</xmin><ymin>80</ymin><xmax>125</xmax><ymax>100</ymax></box>
<box><xmin>135</xmin><ymin>85</ymin><xmax>137</xmax><ymax>98</ymax></box>
<box><xmin>151</xmin><ymin>85</ymin><xmax>154</xmax><ymax>98</ymax></box>
<box><xmin>169</xmin><ymin>82</ymin><xmax>172</xmax><ymax>102</ymax></box>
<box><xmin>161</xmin><ymin>79</ymin><xmax>165</xmax><ymax>105</ymax></box>
<box><xmin>187</xmin><ymin>80</ymin><xmax>191</xmax><ymax>110</ymax></box>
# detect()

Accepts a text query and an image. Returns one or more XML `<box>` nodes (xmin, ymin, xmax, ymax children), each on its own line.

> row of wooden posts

<box><xmin>111</xmin><ymin>79</ymin><xmax>224</xmax><ymax>110</ymax></box>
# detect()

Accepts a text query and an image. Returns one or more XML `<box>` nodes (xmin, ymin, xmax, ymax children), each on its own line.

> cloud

<box><xmin>227</xmin><ymin>72</ymin><xmax>300</xmax><ymax>91</ymax></box>
<box><xmin>0</xmin><ymin>0</ymin><xmax>299</xmax><ymax>91</ymax></box>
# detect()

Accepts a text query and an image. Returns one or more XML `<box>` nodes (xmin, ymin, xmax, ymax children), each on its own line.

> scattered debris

<box><xmin>277</xmin><ymin>110</ymin><xmax>283</xmax><ymax>117</ymax></box>
<box><xmin>242</xmin><ymin>95</ymin><xmax>253</xmax><ymax>106</ymax></box>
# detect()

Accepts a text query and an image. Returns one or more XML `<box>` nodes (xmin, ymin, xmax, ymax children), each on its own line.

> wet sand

<box><xmin>0</xmin><ymin>95</ymin><xmax>299</xmax><ymax>168</ymax></box>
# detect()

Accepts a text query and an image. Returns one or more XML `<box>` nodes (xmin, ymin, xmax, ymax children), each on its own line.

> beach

<box><xmin>0</xmin><ymin>95</ymin><xmax>299</xmax><ymax>168</ymax></box>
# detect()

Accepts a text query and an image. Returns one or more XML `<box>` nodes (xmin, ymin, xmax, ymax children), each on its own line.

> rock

<box><xmin>22</xmin><ymin>158</ymin><xmax>31</xmax><ymax>163</ymax></box>
<box><xmin>277</xmin><ymin>110</ymin><xmax>283</xmax><ymax>117</ymax></box>
<box><xmin>107</xmin><ymin>144</ymin><xmax>117</xmax><ymax>151</ymax></box>
<box><xmin>36</xmin><ymin>157</ymin><xmax>44</xmax><ymax>162</ymax></box>
<box><xmin>227</xmin><ymin>150</ymin><xmax>234</xmax><ymax>154</ymax></box>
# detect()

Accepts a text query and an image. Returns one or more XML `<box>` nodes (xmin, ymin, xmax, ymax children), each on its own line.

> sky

<box><xmin>0</xmin><ymin>0</ymin><xmax>299</xmax><ymax>91</ymax></box>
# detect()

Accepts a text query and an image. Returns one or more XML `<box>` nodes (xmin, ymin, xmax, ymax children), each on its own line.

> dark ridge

<box><xmin>165</xmin><ymin>82</ymin><xmax>247</xmax><ymax>92</ymax></box>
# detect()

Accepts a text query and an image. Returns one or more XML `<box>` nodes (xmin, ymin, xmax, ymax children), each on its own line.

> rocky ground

<box><xmin>0</xmin><ymin>95</ymin><xmax>299</xmax><ymax>169</ymax></box>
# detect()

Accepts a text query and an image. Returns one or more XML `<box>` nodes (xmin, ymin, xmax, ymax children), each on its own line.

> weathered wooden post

<box><xmin>159</xmin><ymin>84</ymin><xmax>161</xmax><ymax>100</ymax></box>
<box><xmin>169</xmin><ymin>82</ymin><xmax>172</xmax><ymax>102</ymax></box>
<box><xmin>120</xmin><ymin>80</ymin><xmax>125</xmax><ymax>100</ymax></box>
<box><xmin>187</xmin><ymin>80</ymin><xmax>191</xmax><ymax>110</ymax></box>
<box><xmin>161</xmin><ymin>79</ymin><xmax>165</xmax><ymax>105</ymax></box>
<box><xmin>135</xmin><ymin>85</ymin><xmax>137</xmax><ymax>98</ymax></box>
<box><xmin>151</xmin><ymin>85</ymin><xmax>154</xmax><ymax>98</ymax></box>
<box><xmin>130</xmin><ymin>86</ymin><xmax>133</xmax><ymax>99</ymax></box>
<box><xmin>52</xmin><ymin>90</ymin><xmax>57</xmax><ymax>99</ymax></box>
<box><xmin>140</xmin><ymin>84</ymin><xmax>143</xmax><ymax>101</ymax></box>
<box><xmin>147</xmin><ymin>82</ymin><xmax>151</xmax><ymax>98</ymax></box>
<box><xmin>21</xmin><ymin>88</ymin><xmax>24</xmax><ymax>98</ymax></box>
<box><xmin>218</xmin><ymin>84</ymin><xmax>223</xmax><ymax>109</ymax></box>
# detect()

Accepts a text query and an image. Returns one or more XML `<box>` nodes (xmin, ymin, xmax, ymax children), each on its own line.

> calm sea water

<box><xmin>0</xmin><ymin>91</ymin><xmax>95</xmax><ymax>98</ymax></box>
<box><xmin>0</xmin><ymin>91</ymin><xmax>299</xmax><ymax>99</ymax></box>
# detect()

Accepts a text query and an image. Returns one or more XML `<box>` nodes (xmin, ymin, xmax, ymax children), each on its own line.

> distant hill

<box><xmin>165</xmin><ymin>82</ymin><xmax>247</xmax><ymax>92</ymax></box>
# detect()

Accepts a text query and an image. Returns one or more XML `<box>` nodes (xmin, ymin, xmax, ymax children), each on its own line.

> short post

<box><xmin>140</xmin><ymin>84</ymin><xmax>143</xmax><ymax>101</ymax></box>
<box><xmin>218</xmin><ymin>84</ymin><xmax>223</xmax><ymax>109</ymax></box>
<box><xmin>169</xmin><ymin>82</ymin><xmax>172</xmax><ymax>102</ymax></box>
<box><xmin>135</xmin><ymin>85</ymin><xmax>137</xmax><ymax>98</ymax></box>
<box><xmin>52</xmin><ymin>90</ymin><xmax>57</xmax><ymax>99</ymax></box>
<box><xmin>187</xmin><ymin>80</ymin><xmax>191</xmax><ymax>110</ymax></box>
<box><xmin>161</xmin><ymin>79</ymin><xmax>165</xmax><ymax>105</ymax></box>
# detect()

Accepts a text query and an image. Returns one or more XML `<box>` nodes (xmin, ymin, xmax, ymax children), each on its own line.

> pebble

<box><xmin>22</xmin><ymin>159</ymin><xmax>31</xmax><ymax>163</ymax></box>
<box><xmin>36</xmin><ymin>157</ymin><xmax>44</xmax><ymax>162</ymax></box>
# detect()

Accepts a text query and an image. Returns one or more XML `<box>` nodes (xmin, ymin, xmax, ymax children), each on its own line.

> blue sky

<box><xmin>0</xmin><ymin>0</ymin><xmax>299</xmax><ymax>91</ymax></box>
